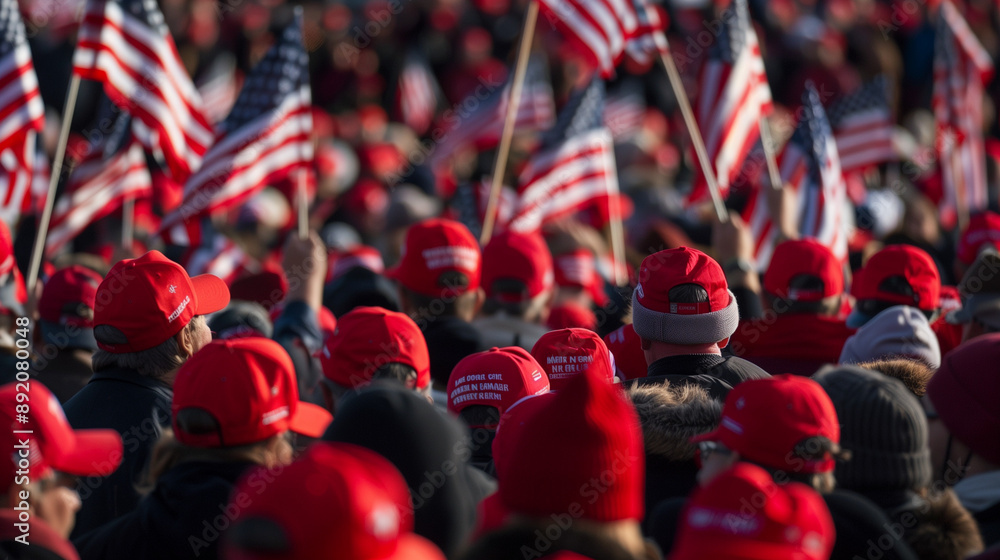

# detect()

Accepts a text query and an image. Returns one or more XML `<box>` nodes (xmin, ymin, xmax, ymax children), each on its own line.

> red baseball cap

<box><xmin>229</xmin><ymin>263</ymin><xmax>288</xmax><ymax>311</ymax></box>
<box><xmin>554</xmin><ymin>249</ymin><xmax>608</xmax><ymax>306</ymax></box>
<box><xmin>447</xmin><ymin>347</ymin><xmax>550</xmax><ymax>422</ymax></box>
<box><xmin>764</xmin><ymin>239</ymin><xmax>844</xmax><ymax>302</ymax></box>
<box><xmin>226</xmin><ymin>442</ymin><xmax>445</xmax><ymax>560</ymax></box>
<box><xmin>545</xmin><ymin>302</ymin><xmax>598</xmax><ymax>331</ymax></box>
<box><xmin>389</xmin><ymin>219</ymin><xmax>481</xmax><ymax>299</ymax></box>
<box><xmin>531</xmin><ymin>328</ymin><xmax>615</xmax><ymax>390</ymax></box>
<box><xmin>318</xmin><ymin>306</ymin><xmax>430</xmax><ymax>390</ymax></box>
<box><xmin>94</xmin><ymin>251</ymin><xmax>230</xmax><ymax>353</ymax></box>
<box><xmin>327</xmin><ymin>245</ymin><xmax>384</xmax><ymax>283</ymax></box>
<box><xmin>631</xmin><ymin>247</ymin><xmax>738</xmax><ymax>345</ymax></box>
<box><xmin>670</xmin><ymin>462</ymin><xmax>835</xmax><ymax>560</ymax></box>
<box><xmin>39</xmin><ymin>265</ymin><xmax>104</xmax><ymax>351</ymax></box>
<box><xmin>958</xmin><ymin>211</ymin><xmax>1000</xmax><ymax>265</ymax></box>
<box><xmin>482</xmin><ymin>231</ymin><xmax>553</xmax><ymax>303</ymax></box>
<box><xmin>850</xmin><ymin>244</ymin><xmax>940</xmax><ymax>313</ymax></box>
<box><xmin>603</xmin><ymin>324</ymin><xmax>647</xmax><ymax>380</ymax></box>
<box><xmin>692</xmin><ymin>375</ymin><xmax>841</xmax><ymax>474</ymax></box>
<box><xmin>0</xmin><ymin>382</ymin><xmax>122</xmax><ymax>485</ymax></box>
<box><xmin>172</xmin><ymin>338</ymin><xmax>332</xmax><ymax>447</ymax></box>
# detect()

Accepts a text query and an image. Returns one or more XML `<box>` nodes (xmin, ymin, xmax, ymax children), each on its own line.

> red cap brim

<box><xmin>192</xmin><ymin>274</ymin><xmax>231</xmax><ymax>315</ymax></box>
<box><xmin>51</xmin><ymin>429</ymin><xmax>123</xmax><ymax>477</ymax></box>
<box><xmin>689</xmin><ymin>427</ymin><xmax>724</xmax><ymax>445</ymax></box>
<box><xmin>289</xmin><ymin>401</ymin><xmax>333</xmax><ymax>438</ymax></box>
<box><xmin>387</xmin><ymin>534</ymin><xmax>446</xmax><ymax>560</ymax></box>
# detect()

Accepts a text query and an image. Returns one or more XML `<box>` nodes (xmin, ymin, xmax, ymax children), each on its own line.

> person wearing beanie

<box><xmin>474</xmin><ymin>230</ymin><xmax>555</xmax><ymax>351</ymax></box>
<box><xmin>927</xmin><ymin>333</ymin><xmax>1000</xmax><ymax>547</ymax></box>
<box><xmin>627</xmin><ymin>383</ymin><xmax>721</xmax><ymax>532</ymax></box>
<box><xmin>726</xmin><ymin>239</ymin><xmax>855</xmax><ymax>376</ymax></box>
<box><xmin>73</xmin><ymin>338</ymin><xmax>332</xmax><ymax>560</ymax></box>
<box><xmin>31</xmin><ymin>265</ymin><xmax>104</xmax><ymax>403</ymax></box>
<box><xmin>668</xmin><ymin>463</ymin><xmax>835</xmax><ymax>560</ymax></box>
<box><xmin>223</xmin><ymin>442</ymin><xmax>447</xmax><ymax>560</ymax></box>
<box><xmin>0</xmin><ymin>382</ymin><xmax>122</xmax><ymax>560</ymax></box>
<box><xmin>839</xmin><ymin>305</ymin><xmax>942</xmax><ymax>369</ymax></box>
<box><xmin>389</xmin><ymin>218</ymin><xmax>487</xmax><ymax>405</ymax></box>
<box><xmin>648</xmin><ymin>375</ymin><xmax>920</xmax><ymax>560</ymax></box>
<box><xmin>815</xmin><ymin>365</ymin><xmax>984</xmax><ymax>560</ymax></box>
<box><xmin>531</xmin><ymin>328</ymin><xmax>617</xmax><ymax>390</ymax></box>
<box><xmin>63</xmin><ymin>251</ymin><xmax>230</xmax><ymax>537</ymax></box>
<box><xmin>486</xmin><ymin>366</ymin><xmax>656</xmax><ymax>560</ymax></box>
<box><xmin>629</xmin><ymin>247</ymin><xmax>769</xmax><ymax>399</ymax></box>
<box><xmin>323</xmin><ymin>385</ymin><xmax>496</xmax><ymax>558</ymax></box>
<box><xmin>316</xmin><ymin>306</ymin><xmax>432</xmax><ymax>414</ymax></box>
<box><xmin>447</xmin><ymin>347</ymin><xmax>550</xmax><ymax>474</ymax></box>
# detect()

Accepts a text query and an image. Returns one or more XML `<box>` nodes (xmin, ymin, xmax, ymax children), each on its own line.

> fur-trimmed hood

<box><xmin>899</xmin><ymin>488</ymin><xmax>985</xmax><ymax>560</ymax></box>
<box><xmin>627</xmin><ymin>383</ymin><xmax>722</xmax><ymax>462</ymax></box>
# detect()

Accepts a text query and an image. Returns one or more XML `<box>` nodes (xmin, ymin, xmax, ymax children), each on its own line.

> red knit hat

<box><xmin>94</xmin><ymin>251</ymin><xmax>230</xmax><ymax>352</ymax></box>
<box><xmin>850</xmin><ymin>244</ymin><xmax>940</xmax><ymax>311</ymax></box>
<box><xmin>927</xmin><ymin>333</ymin><xmax>1000</xmax><ymax>465</ymax></box>
<box><xmin>388</xmin><ymin>219</ymin><xmax>481</xmax><ymax>299</ymax></box>
<box><xmin>531</xmin><ymin>328</ymin><xmax>615</xmax><ymax>391</ymax></box>
<box><xmin>482</xmin><ymin>230</ymin><xmax>553</xmax><ymax>303</ymax></box>
<box><xmin>492</xmin><ymin>366</ymin><xmax>644</xmax><ymax>522</ymax></box>
<box><xmin>631</xmin><ymin>247</ymin><xmax>738</xmax><ymax>345</ymax></box>
<box><xmin>226</xmin><ymin>442</ymin><xmax>445</xmax><ymax>560</ymax></box>
<box><xmin>692</xmin><ymin>375</ymin><xmax>841</xmax><ymax>474</ymax></box>
<box><xmin>172</xmin><ymin>338</ymin><xmax>332</xmax><ymax>447</ymax></box>
<box><xmin>447</xmin><ymin>347</ymin><xmax>550</xmax><ymax>422</ymax></box>
<box><xmin>318</xmin><ymin>306</ymin><xmax>430</xmax><ymax>390</ymax></box>
<box><xmin>764</xmin><ymin>239</ymin><xmax>844</xmax><ymax>302</ymax></box>
<box><xmin>670</xmin><ymin>463</ymin><xmax>835</xmax><ymax>560</ymax></box>
<box><xmin>603</xmin><ymin>324</ymin><xmax>647</xmax><ymax>380</ymax></box>
<box><xmin>958</xmin><ymin>211</ymin><xmax>1000</xmax><ymax>265</ymax></box>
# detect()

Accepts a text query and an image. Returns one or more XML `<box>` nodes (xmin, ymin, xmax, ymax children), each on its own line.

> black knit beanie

<box><xmin>813</xmin><ymin>365</ymin><xmax>933</xmax><ymax>492</ymax></box>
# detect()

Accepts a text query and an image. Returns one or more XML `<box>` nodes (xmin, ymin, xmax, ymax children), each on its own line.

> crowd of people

<box><xmin>5</xmin><ymin>0</ymin><xmax>1000</xmax><ymax>558</ymax></box>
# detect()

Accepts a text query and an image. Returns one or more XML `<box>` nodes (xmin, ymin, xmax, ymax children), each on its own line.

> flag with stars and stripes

<box><xmin>0</xmin><ymin>0</ymin><xmax>44</xmax><ymax>155</ymax></box>
<box><xmin>603</xmin><ymin>79</ymin><xmax>646</xmax><ymax>140</ymax></box>
<box><xmin>395</xmin><ymin>53</ymin><xmax>442</xmax><ymax>136</ymax></box>
<box><xmin>158</xmin><ymin>12</ymin><xmax>313</xmax><ymax>246</ymax></box>
<box><xmin>934</xmin><ymin>1</ymin><xmax>993</xmax><ymax>225</ymax></box>
<box><xmin>429</xmin><ymin>58</ymin><xmax>554</xmax><ymax>169</ymax></box>
<box><xmin>828</xmin><ymin>76</ymin><xmax>896</xmax><ymax>173</ymax></box>
<box><xmin>539</xmin><ymin>0</ymin><xmax>639</xmax><ymax>77</ymax></box>
<box><xmin>690</xmin><ymin>0</ymin><xmax>772</xmax><ymax>206</ymax></box>
<box><xmin>197</xmin><ymin>53</ymin><xmax>239</xmax><ymax>125</ymax></box>
<box><xmin>624</xmin><ymin>0</ymin><xmax>669</xmax><ymax>66</ymax></box>
<box><xmin>509</xmin><ymin>78</ymin><xmax>619</xmax><ymax>233</ymax></box>
<box><xmin>47</xmin><ymin>100</ymin><xmax>152</xmax><ymax>256</ymax></box>
<box><xmin>744</xmin><ymin>83</ymin><xmax>849</xmax><ymax>269</ymax></box>
<box><xmin>73</xmin><ymin>0</ymin><xmax>213</xmax><ymax>182</ymax></box>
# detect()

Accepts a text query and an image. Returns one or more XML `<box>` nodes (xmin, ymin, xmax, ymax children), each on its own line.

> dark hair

<box><xmin>749</xmin><ymin>436</ymin><xmax>850</xmax><ymax>494</ymax></box>
<box><xmin>92</xmin><ymin>317</ymin><xmax>204</xmax><ymax>380</ymax></box>
<box><xmin>371</xmin><ymin>362</ymin><xmax>418</xmax><ymax>386</ymax></box>
<box><xmin>765</xmin><ymin>274</ymin><xmax>841</xmax><ymax>316</ymax></box>
<box><xmin>668</xmin><ymin>283</ymin><xmax>709</xmax><ymax>303</ymax></box>
<box><xmin>458</xmin><ymin>404</ymin><xmax>501</xmax><ymax>430</ymax></box>
<box><xmin>482</xmin><ymin>278</ymin><xmax>532</xmax><ymax>317</ymax></box>
<box><xmin>855</xmin><ymin>275</ymin><xmax>937</xmax><ymax>321</ymax></box>
<box><xmin>459</xmin><ymin>522</ymin><xmax>642</xmax><ymax>560</ymax></box>
<box><xmin>401</xmin><ymin>270</ymin><xmax>477</xmax><ymax>320</ymax></box>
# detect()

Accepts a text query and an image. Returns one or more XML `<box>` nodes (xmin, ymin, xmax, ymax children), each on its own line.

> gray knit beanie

<box><xmin>813</xmin><ymin>365</ymin><xmax>932</xmax><ymax>492</ymax></box>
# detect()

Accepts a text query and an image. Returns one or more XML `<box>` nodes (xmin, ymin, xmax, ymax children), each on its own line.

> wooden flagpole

<box><xmin>298</xmin><ymin>168</ymin><xmax>309</xmax><ymax>239</ymax></box>
<box><xmin>27</xmin><ymin>74</ymin><xmax>81</xmax><ymax>292</ymax></box>
<box><xmin>121</xmin><ymin>196</ymin><xmax>135</xmax><ymax>250</ymax></box>
<box><xmin>658</xmin><ymin>51</ymin><xmax>728</xmax><ymax>222</ymax></box>
<box><xmin>480</xmin><ymin>0</ymin><xmax>539</xmax><ymax>246</ymax></box>
<box><xmin>758</xmin><ymin>115</ymin><xmax>783</xmax><ymax>191</ymax></box>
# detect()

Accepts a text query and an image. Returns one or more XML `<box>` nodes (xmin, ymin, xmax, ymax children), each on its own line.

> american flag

<box><xmin>624</xmin><ymin>0</ymin><xmax>669</xmax><ymax>65</ymax></box>
<box><xmin>451</xmin><ymin>178</ymin><xmax>517</xmax><ymax>240</ymax></box>
<box><xmin>197</xmin><ymin>53</ymin><xmax>239</xmax><ymax>126</ymax></box>
<box><xmin>0</xmin><ymin>0</ymin><xmax>44</xmax><ymax>155</ymax></box>
<box><xmin>73</xmin><ymin>0</ymin><xmax>213</xmax><ymax>182</ymax></box>
<box><xmin>509</xmin><ymin>78</ymin><xmax>619</xmax><ymax>233</ymax></box>
<box><xmin>46</xmin><ymin>102</ymin><xmax>152</xmax><ymax>255</ymax></box>
<box><xmin>934</xmin><ymin>1</ymin><xmax>993</xmax><ymax>224</ymax></box>
<box><xmin>691</xmin><ymin>0</ymin><xmax>772</xmax><ymax>205</ymax></box>
<box><xmin>538</xmin><ymin>0</ymin><xmax>638</xmax><ymax>77</ymax></box>
<box><xmin>0</xmin><ymin>134</ymin><xmax>37</xmax><ymax>228</ymax></box>
<box><xmin>744</xmin><ymin>83</ymin><xmax>849</xmax><ymax>269</ymax></box>
<box><xmin>182</xmin><ymin>234</ymin><xmax>252</xmax><ymax>285</ymax></box>
<box><xmin>603</xmin><ymin>79</ymin><xmax>645</xmax><ymax>140</ymax></box>
<box><xmin>158</xmin><ymin>12</ymin><xmax>313</xmax><ymax>245</ymax></box>
<box><xmin>827</xmin><ymin>76</ymin><xmax>896</xmax><ymax>173</ymax></box>
<box><xmin>429</xmin><ymin>58</ymin><xmax>554</xmax><ymax>168</ymax></box>
<box><xmin>395</xmin><ymin>53</ymin><xmax>441</xmax><ymax>135</ymax></box>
